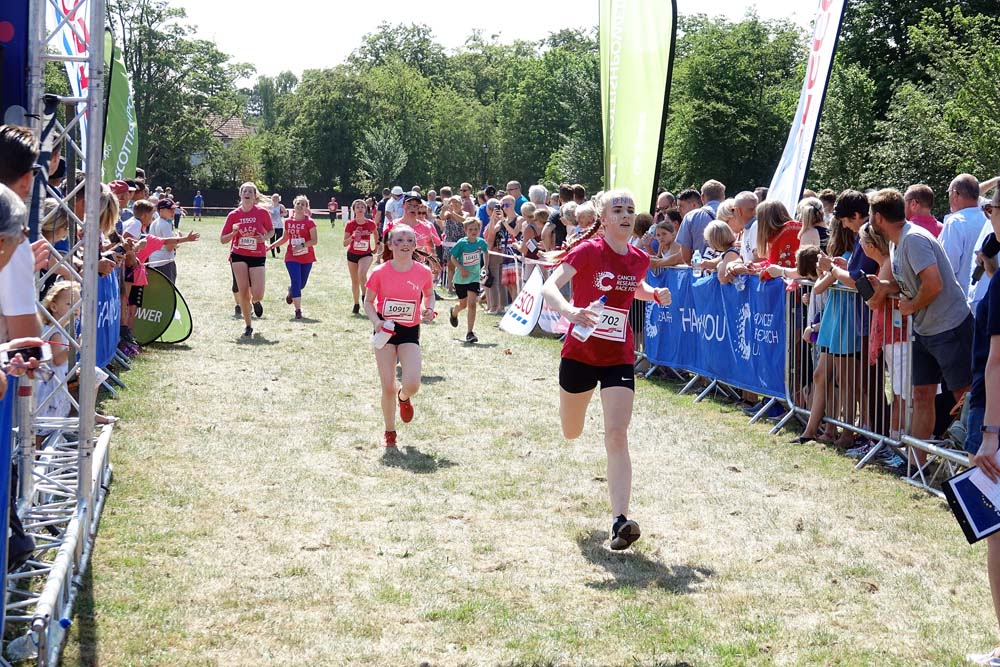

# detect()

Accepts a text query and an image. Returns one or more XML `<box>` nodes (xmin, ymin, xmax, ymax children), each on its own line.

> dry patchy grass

<box><xmin>59</xmin><ymin>217</ymin><xmax>995</xmax><ymax>667</ymax></box>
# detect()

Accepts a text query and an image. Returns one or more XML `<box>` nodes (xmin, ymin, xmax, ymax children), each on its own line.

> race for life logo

<box><xmin>594</xmin><ymin>271</ymin><xmax>639</xmax><ymax>292</ymax></box>
<box><xmin>594</xmin><ymin>271</ymin><xmax>615</xmax><ymax>292</ymax></box>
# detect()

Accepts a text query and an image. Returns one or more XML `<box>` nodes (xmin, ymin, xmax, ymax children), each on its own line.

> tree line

<box><xmin>109</xmin><ymin>0</ymin><xmax>999</xmax><ymax>214</ymax></box>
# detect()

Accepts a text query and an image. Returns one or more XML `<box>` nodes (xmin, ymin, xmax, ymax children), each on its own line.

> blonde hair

<box><xmin>704</xmin><ymin>220</ymin><xmax>736</xmax><ymax>252</ymax></box>
<box><xmin>542</xmin><ymin>188</ymin><xmax>635</xmax><ymax>265</ymax></box>
<box><xmin>293</xmin><ymin>194</ymin><xmax>309</xmax><ymax>209</ymax></box>
<box><xmin>521</xmin><ymin>202</ymin><xmax>536</xmax><ymax>219</ymax></box>
<box><xmin>239</xmin><ymin>182</ymin><xmax>269</xmax><ymax>207</ymax></box>
<box><xmin>796</xmin><ymin>197</ymin><xmax>824</xmax><ymax>233</ymax></box>
<box><xmin>98</xmin><ymin>184</ymin><xmax>119</xmax><ymax>236</ymax></box>
<box><xmin>715</xmin><ymin>198</ymin><xmax>736</xmax><ymax>223</ymax></box>
<box><xmin>41</xmin><ymin>198</ymin><xmax>68</xmax><ymax>239</ymax></box>
<box><xmin>41</xmin><ymin>280</ymin><xmax>80</xmax><ymax>316</ymax></box>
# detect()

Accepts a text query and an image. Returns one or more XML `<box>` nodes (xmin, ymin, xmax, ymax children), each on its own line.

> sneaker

<box><xmin>285</xmin><ymin>290</ymin><xmax>293</xmax><ymax>305</ymax></box>
<box><xmin>295</xmin><ymin>309</ymin><xmax>302</xmax><ymax>320</ymax></box>
<box><xmin>449</xmin><ymin>306</ymin><xmax>458</xmax><ymax>328</ymax></box>
<box><xmin>434</xmin><ymin>291</ymin><xmax>444</xmax><ymax>301</ymax></box>
<box><xmin>882</xmin><ymin>453</ymin><xmax>906</xmax><ymax>470</ymax></box>
<box><xmin>252</xmin><ymin>301</ymin><xmax>263</xmax><ymax>318</ymax></box>
<box><xmin>845</xmin><ymin>441</ymin><xmax>874</xmax><ymax>459</ymax></box>
<box><xmin>398</xmin><ymin>392</ymin><xmax>414</xmax><ymax>423</ymax></box>
<box><xmin>466</xmin><ymin>331</ymin><xmax>478</xmax><ymax>344</ymax></box>
<box><xmin>965</xmin><ymin>648</ymin><xmax>1000</xmax><ymax>666</ymax></box>
<box><xmin>242</xmin><ymin>326</ymin><xmax>253</xmax><ymax>338</ymax></box>
<box><xmin>234</xmin><ymin>305</ymin><xmax>241</xmax><ymax>317</ymax></box>
<box><xmin>352</xmin><ymin>303</ymin><xmax>361</xmax><ymax>315</ymax></box>
<box><xmin>610</xmin><ymin>516</ymin><xmax>641</xmax><ymax>551</ymax></box>
<box><xmin>383</xmin><ymin>430</ymin><xmax>398</xmax><ymax>449</ymax></box>
<box><xmin>742</xmin><ymin>401</ymin><xmax>765</xmax><ymax>416</ymax></box>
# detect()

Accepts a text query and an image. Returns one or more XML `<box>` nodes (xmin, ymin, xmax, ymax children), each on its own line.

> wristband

<box><xmin>982</xmin><ymin>425</ymin><xmax>1000</xmax><ymax>435</ymax></box>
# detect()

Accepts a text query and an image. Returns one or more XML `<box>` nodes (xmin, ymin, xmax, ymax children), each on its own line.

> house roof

<box><xmin>206</xmin><ymin>113</ymin><xmax>254</xmax><ymax>141</ymax></box>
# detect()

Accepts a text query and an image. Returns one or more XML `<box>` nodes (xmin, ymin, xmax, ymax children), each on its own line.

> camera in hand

<box><xmin>0</xmin><ymin>343</ymin><xmax>52</xmax><ymax>365</ymax></box>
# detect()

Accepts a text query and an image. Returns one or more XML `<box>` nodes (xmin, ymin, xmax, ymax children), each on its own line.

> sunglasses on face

<box><xmin>502</xmin><ymin>203</ymin><xmax>511</xmax><ymax>209</ymax></box>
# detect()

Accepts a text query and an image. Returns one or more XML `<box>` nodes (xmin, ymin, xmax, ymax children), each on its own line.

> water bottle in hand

<box><xmin>372</xmin><ymin>320</ymin><xmax>396</xmax><ymax>349</ymax></box>
<box><xmin>692</xmin><ymin>250</ymin><xmax>703</xmax><ymax>278</ymax></box>
<box><xmin>571</xmin><ymin>296</ymin><xmax>607</xmax><ymax>342</ymax></box>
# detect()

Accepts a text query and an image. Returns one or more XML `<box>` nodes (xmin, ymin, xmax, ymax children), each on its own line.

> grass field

<box><xmin>58</xmin><ymin>216</ymin><xmax>997</xmax><ymax>666</ymax></box>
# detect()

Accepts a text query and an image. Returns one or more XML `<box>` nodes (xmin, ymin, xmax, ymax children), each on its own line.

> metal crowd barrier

<box><xmin>634</xmin><ymin>268</ymin><xmax>971</xmax><ymax>498</ymax></box>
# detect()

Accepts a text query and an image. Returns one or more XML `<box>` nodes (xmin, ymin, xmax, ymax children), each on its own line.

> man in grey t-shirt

<box><xmin>869</xmin><ymin>188</ymin><xmax>973</xmax><ymax>452</ymax></box>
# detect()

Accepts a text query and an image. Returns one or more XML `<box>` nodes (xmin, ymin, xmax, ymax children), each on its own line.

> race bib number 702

<box><xmin>592</xmin><ymin>305</ymin><xmax>629</xmax><ymax>342</ymax></box>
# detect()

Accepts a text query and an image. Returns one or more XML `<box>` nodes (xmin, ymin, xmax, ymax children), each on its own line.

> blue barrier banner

<box><xmin>643</xmin><ymin>268</ymin><xmax>787</xmax><ymax>397</ymax></box>
<box><xmin>96</xmin><ymin>269</ymin><xmax>121</xmax><ymax>368</ymax></box>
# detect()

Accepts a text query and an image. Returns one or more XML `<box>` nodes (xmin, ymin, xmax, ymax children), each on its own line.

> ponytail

<box><xmin>541</xmin><ymin>218</ymin><xmax>603</xmax><ymax>265</ymax></box>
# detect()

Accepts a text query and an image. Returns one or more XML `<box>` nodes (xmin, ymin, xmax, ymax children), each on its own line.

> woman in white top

<box><xmin>269</xmin><ymin>194</ymin><xmax>287</xmax><ymax>258</ymax></box>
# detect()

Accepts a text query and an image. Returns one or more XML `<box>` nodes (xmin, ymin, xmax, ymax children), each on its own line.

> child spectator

<box><xmin>36</xmin><ymin>281</ymin><xmax>80</xmax><ymax>431</ymax></box>
<box><xmin>702</xmin><ymin>220</ymin><xmax>741</xmax><ymax>284</ymax></box>
<box><xmin>650</xmin><ymin>219</ymin><xmax>679</xmax><ymax>269</ymax></box>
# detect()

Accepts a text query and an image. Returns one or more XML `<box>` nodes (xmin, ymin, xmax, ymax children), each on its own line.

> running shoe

<box><xmin>449</xmin><ymin>307</ymin><xmax>458</xmax><ymax>328</ymax></box>
<box><xmin>352</xmin><ymin>303</ymin><xmax>361</xmax><ymax>315</ymax></box>
<box><xmin>295</xmin><ymin>309</ymin><xmax>302</xmax><ymax>320</ymax></box>
<box><xmin>398</xmin><ymin>392</ymin><xmax>414</xmax><ymax>423</ymax></box>
<box><xmin>610</xmin><ymin>516</ymin><xmax>641</xmax><ymax>551</ymax></box>
<box><xmin>383</xmin><ymin>430</ymin><xmax>398</xmax><ymax>448</ymax></box>
<box><xmin>285</xmin><ymin>290</ymin><xmax>293</xmax><ymax>305</ymax></box>
<box><xmin>466</xmin><ymin>331</ymin><xmax>478</xmax><ymax>344</ymax></box>
<box><xmin>242</xmin><ymin>325</ymin><xmax>253</xmax><ymax>338</ymax></box>
<box><xmin>234</xmin><ymin>305</ymin><xmax>241</xmax><ymax>317</ymax></box>
<box><xmin>845</xmin><ymin>441</ymin><xmax>875</xmax><ymax>459</ymax></box>
<box><xmin>252</xmin><ymin>301</ymin><xmax>263</xmax><ymax>318</ymax></box>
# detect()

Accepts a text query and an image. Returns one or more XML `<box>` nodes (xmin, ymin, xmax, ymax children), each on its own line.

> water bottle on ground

<box><xmin>6</xmin><ymin>630</ymin><xmax>39</xmax><ymax>661</ymax></box>
<box><xmin>372</xmin><ymin>320</ymin><xmax>396</xmax><ymax>349</ymax></box>
<box><xmin>691</xmin><ymin>250</ymin><xmax>703</xmax><ymax>278</ymax></box>
<box><xmin>571</xmin><ymin>295</ymin><xmax>607</xmax><ymax>342</ymax></box>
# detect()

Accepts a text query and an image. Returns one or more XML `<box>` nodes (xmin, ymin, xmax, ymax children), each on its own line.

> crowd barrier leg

<box><xmin>748</xmin><ymin>397</ymin><xmax>779</xmax><ymax>425</ymax></box>
<box><xmin>695</xmin><ymin>379</ymin><xmax>719</xmax><ymax>403</ymax></box>
<box><xmin>678</xmin><ymin>374</ymin><xmax>703</xmax><ymax>396</ymax></box>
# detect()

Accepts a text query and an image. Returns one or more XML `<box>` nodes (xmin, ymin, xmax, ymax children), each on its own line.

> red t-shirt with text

<box><xmin>222</xmin><ymin>206</ymin><xmax>272</xmax><ymax>257</ymax></box>
<box><xmin>561</xmin><ymin>237</ymin><xmax>650</xmax><ymax>366</ymax></box>
<box><xmin>283</xmin><ymin>217</ymin><xmax>317</xmax><ymax>264</ymax></box>
<box><xmin>365</xmin><ymin>261</ymin><xmax>433</xmax><ymax>327</ymax></box>
<box><xmin>345</xmin><ymin>218</ymin><xmax>376</xmax><ymax>254</ymax></box>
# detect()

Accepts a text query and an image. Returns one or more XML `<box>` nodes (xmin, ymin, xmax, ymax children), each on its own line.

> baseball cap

<box><xmin>390</xmin><ymin>186</ymin><xmax>404</xmax><ymax>196</ymax></box>
<box><xmin>108</xmin><ymin>180</ymin><xmax>130</xmax><ymax>195</ymax></box>
<box><xmin>403</xmin><ymin>191</ymin><xmax>422</xmax><ymax>203</ymax></box>
<box><xmin>156</xmin><ymin>198</ymin><xmax>175</xmax><ymax>210</ymax></box>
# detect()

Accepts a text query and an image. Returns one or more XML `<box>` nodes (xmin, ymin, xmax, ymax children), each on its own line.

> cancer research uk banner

<box><xmin>95</xmin><ymin>269</ymin><xmax>121</xmax><ymax>368</ymax></box>
<box><xmin>767</xmin><ymin>0</ymin><xmax>846</xmax><ymax>214</ymax></box>
<box><xmin>644</xmin><ymin>269</ymin><xmax>786</xmax><ymax>397</ymax></box>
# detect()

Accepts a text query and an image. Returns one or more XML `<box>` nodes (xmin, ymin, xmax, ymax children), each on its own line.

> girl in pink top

<box><xmin>220</xmin><ymin>182</ymin><xmax>273</xmax><ymax>338</ymax></box>
<box><xmin>364</xmin><ymin>221</ymin><xmax>435</xmax><ymax>449</ymax></box>
<box><xmin>344</xmin><ymin>199</ymin><xmax>376</xmax><ymax>315</ymax></box>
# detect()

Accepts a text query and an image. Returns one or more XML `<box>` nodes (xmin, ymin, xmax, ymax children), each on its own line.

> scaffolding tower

<box><xmin>4</xmin><ymin>0</ymin><xmax>114</xmax><ymax>664</ymax></box>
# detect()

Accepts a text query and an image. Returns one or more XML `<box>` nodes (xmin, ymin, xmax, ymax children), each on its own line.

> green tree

<box><xmin>808</xmin><ymin>62</ymin><xmax>877</xmax><ymax>192</ymax></box>
<box><xmin>356</xmin><ymin>124</ymin><xmax>408</xmax><ymax>191</ymax></box>
<box><xmin>107</xmin><ymin>0</ymin><xmax>252</xmax><ymax>186</ymax></box>
<box><xmin>659</xmin><ymin>15</ymin><xmax>803</xmax><ymax>193</ymax></box>
<box><xmin>348</xmin><ymin>23</ymin><xmax>447</xmax><ymax>81</ymax></box>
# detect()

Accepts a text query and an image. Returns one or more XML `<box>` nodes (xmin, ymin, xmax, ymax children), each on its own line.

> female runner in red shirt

<box><xmin>541</xmin><ymin>189</ymin><xmax>671</xmax><ymax>550</ymax></box>
<box><xmin>344</xmin><ymin>199</ymin><xmax>376</xmax><ymax>314</ymax></box>
<box><xmin>267</xmin><ymin>195</ymin><xmax>318</xmax><ymax>320</ymax></box>
<box><xmin>364</xmin><ymin>212</ymin><xmax>436</xmax><ymax>449</ymax></box>
<box><xmin>221</xmin><ymin>182</ymin><xmax>272</xmax><ymax>338</ymax></box>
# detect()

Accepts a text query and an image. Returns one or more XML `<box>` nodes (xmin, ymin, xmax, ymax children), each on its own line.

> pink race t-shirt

<box><xmin>222</xmin><ymin>206</ymin><xmax>272</xmax><ymax>257</ymax></box>
<box><xmin>133</xmin><ymin>235</ymin><xmax>165</xmax><ymax>286</ymax></box>
<box><xmin>561</xmin><ymin>237</ymin><xmax>650</xmax><ymax>367</ymax></box>
<box><xmin>283</xmin><ymin>217</ymin><xmax>317</xmax><ymax>264</ymax></box>
<box><xmin>413</xmin><ymin>220</ymin><xmax>442</xmax><ymax>253</ymax></box>
<box><xmin>345</xmin><ymin>219</ymin><xmax>377</xmax><ymax>254</ymax></box>
<box><xmin>365</xmin><ymin>261</ymin><xmax>433</xmax><ymax>327</ymax></box>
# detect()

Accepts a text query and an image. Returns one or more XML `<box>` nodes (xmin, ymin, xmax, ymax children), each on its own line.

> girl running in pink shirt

<box><xmin>364</xmin><ymin>218</ymin><xmax>435</xmax><ymax>449</ymax></box>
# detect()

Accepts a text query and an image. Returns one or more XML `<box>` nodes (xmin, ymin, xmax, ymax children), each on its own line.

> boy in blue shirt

<box><xmin>448</xmin><ymin>218</ymin><xmax>489</xmax><ymax>343</ymax></box>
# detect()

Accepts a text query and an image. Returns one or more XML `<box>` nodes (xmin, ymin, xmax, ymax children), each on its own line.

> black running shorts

<box><xmin>559</xmin><ymin>357</ymin><xmax>635</xmax><ymax>394</ymax></box>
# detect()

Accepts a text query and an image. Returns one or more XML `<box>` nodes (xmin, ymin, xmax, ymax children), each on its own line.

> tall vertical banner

<box><xmin>599</xmin><ymin>0</ymin><xmax>677</xmax><ymax>214</ymax></box>
<box><xmin>767</xmin><ymin>0</ymin><xmax>846</xmax><ymax>214</ymax></box>
<box><xmin>0</xmin><ymin>0</ymin><xmax>30</xmax><ymax>123</ymax></box>
<box><xmin>45</xmin><ymin>0</ymin><xmax>91</xmax><ymax>157</ymax></box>
<box><xmin>102</xmin><ymin>29</ymin><xmax>138</xmax><ymax>182</ymax></box>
